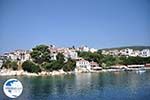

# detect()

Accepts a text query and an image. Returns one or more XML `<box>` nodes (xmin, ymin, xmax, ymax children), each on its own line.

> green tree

<box><xmin>42</xmin><ymin>53</ymin><xmax>65</xmax><ymax>71</ymax></box>
<box><xmin>97</xmin><ymin>49</ymin><xmax>102</xmax><ymax>55</ymax></box>
<box><xmin>63</xmin><ymin>59</ymin><xmax>76</xmax><ymax>72</ymax></box>
<box><xmin>42</xmin><ymin>62</ymin><xmax>53</xmax><ymax>71</ymax></box>
<box><xmin>2</xmin><ymin>60</ymin><xmax>11</xmax><ymax>69</ymax></box>
<box><xmin>22</xmin><ymin>60</ymin><xmax>41</xmax><ymax>73</ymax></box>
<box><xmin>43</xmin><ymin>60</ymin><xmax>63</xmax><ymax>71</ymax></box>
<box><xmin>114</xmin><ymin>56</ymin><xmax>123</xmax><ymax>65</ymax></box>
<box><xmin>56</xmin><ymin>53</ymin><xmax>65</xmax><ymax>62</ymax></box>
<box><xmin>2</xmin><ymin>60</ymin><xmax>18</xmax><ymax>70</ymax></box>
<box><xmin>78</xmin><ymin>51</ymin><xmax>150</xmax><ymax>69</ymax></box>
<box><xmin>10</xmin><ymin>61</ymin><xmax>18</xmax><ymax>70</ymax></box>
<box><xmin>101</xmin><ymin>55</ymin><xmax>116</xmax><ymax>68</ymax></box>
<box><xmin>30</xmin><ymin>45</ymin><xmax>51</xmax><ymax>64</ymax></box>
<box><xmin>51</xmin><ymin>61</ymin><xmax>63</xmax><ymax>70</ymax></box>
<box><xmin>145</xmin><ymin>57</ymin><xmax>150</xmax><ymax>63</ymax></box>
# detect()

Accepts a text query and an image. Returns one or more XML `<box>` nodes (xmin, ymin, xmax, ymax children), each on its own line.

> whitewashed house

<box><xmin>50</xmin><ymin>53</ymin><xmax>57</xmax><ymax>60</ymax></box>
<box><xmin>63</xmin><ymin>50</ymin><xmax>78</xmax><ymax>62</ymax></box>
<box><xmin>15</xmin><ymin>50</ymin><xmax>31</xmax><ymax>62</ymax></box>
<box><xmin>89</xmin><ymin>48</ymin><xmax>97</xmax><ymax>53</ymax></box>
<box><xmin>102</xmin><ymin>50</ymin><xmax>109</xmax><ymax>55</ymax></box>
<box><xmin>76</xmin><ymin>59</ymin><xmax>91</xmax><ymax>71</ymax></box>
<box><xmin>20</xmin><ymin>50</ymin><xmax>31</xmax><ymax>62</ymax></box>
<box><xmin>120</xmin><ymin>48</ymin><xmax>133</xmax><ymax>56</ymax></box>
<box><xmin>110</xmin><ymin>50</ymin><xmax>119</xmax><ymax>56</ymax></box>
<box><xmin>140</xmin><ymin>49</ymin><xmax>150</xmax><ymax>57</ymax></box>
<box><xmin>3</xmin><ymin>50</ymin><xmax>31</xmax><ymax>62</ymax></box>
<box><xmin>83</xmin><ymin>46</ymin><xmax>90</xmax><ymax>52</ymax></box>
<box><xmin>130</xmin><ymin>50</ymin><xmax>140</xmax><ymax>57</ymax></box>
<box><xmin>8</xmin><ymin>52</ymin><xmax>18</xmax><ymax>61</ymax></box>
<box><xmin>78</xmin><ymin>46</ymin><xmax>89</xmax><ymax>52</ymax></box>
<box><xmin>69</xmin><ymin>51</ymin><xmax>78</xmax><ymax>59</ymax></box>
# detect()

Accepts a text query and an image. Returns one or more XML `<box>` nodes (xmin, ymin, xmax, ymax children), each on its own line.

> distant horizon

<box><xmin>1</xmin><ymin>0</ymin><xmax>149</xmax><ymax>54</ymax></box>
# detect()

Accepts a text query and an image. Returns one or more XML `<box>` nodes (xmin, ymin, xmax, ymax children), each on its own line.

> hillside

<box><xmin>100</xmin><ymin>46</ymin><xmax>150</xmax><ymax>51</ymax></box>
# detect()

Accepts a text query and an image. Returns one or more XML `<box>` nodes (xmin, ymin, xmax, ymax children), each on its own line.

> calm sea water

<box><xmin>0</xmin><ymin>71</ymin><xmax>150</xmax><ymax>100</ymax></box>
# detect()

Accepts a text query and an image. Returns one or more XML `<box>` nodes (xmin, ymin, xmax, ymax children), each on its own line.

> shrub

<box><xmin>22</xmin><ymin>60</ymin><xmax>41</xmax><ymax>73</ymax></box>
<box><xmin>63</xmin><ymin>59</ymin><xmax>76</xmax><ymax>72</ymax></box>
<box><xmin>2</xmin><ymin>60</ymin><xmax>18</xmax><ymax>70</ymax></box>
<box><xmin>2</xmin><ymin>60</ymin><xmax>11</xmax><ymax>69</ymax></box>
<box><xmin>11</xmin><ymin>61</ymin><xmax>18</xmax><ymax>70</ymax></box>
<box><xmin>42</xmin><ymin>62</ymin><xmax>53</xmax><ymax>71</ymax></box>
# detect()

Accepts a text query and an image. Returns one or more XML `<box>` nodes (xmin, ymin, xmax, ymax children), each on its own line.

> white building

<box><xmin>130</xmin><ymin>50</ymin><xmax>140</xmax><ymax>57</ymax></box>
<box><xmin>102</xmin><ymin>50</ymin><xmax>109</xmax><ymax>55</ymax></box>
<box><xmin>77</xmin><ymin>46</ymin><xmax>89</xmax><ymax>52</ymax></box>
<box><xmin>89</xmin><ymin>48</ymin><xmax>97</xmax><ymax>53</ymax></box>
<box><xmin>82</xmin><ymin>46</ymin><xmax>89</xmax><ymax>52</ymax></box>
<box><xmin>3</xmin><ymin>50</ymin><xmax>31</xmax><ymax>62</ymax></box>
<box><xmin>140</xmin><ymin>49</ymin><xmax>150</xmax><ymax>57</ymax></box>
<box><xmin>67</xmin><ymin>51</ymin><xmax>78</xmax><ymax>59</ymax></box>
<box><xmin>63</xmin><ymin>50</ymin><xmax>78</xmax><ymax>60</ymax></box>
<box><xmin>120</xmin><ymin>48</ymin><xmax>133</xmax><ymax>56</ymax></box>
<box><xmin>109</xmin><ymin>50</ymin><xmax>119</xmax><ymax>56</ymax></box>
<box><xmin>76</xmin><ymin>59</ymin><xmax>91</xmax><ymax>71</ymax></box>
<box><xmin>50</xmin><ymin>53</ymin><xmax>57</xmax><ymax>60</ymax></box>
<box><xmin>8</xmin><ymin>52</ymin><xmax>18</xmax><ymax>61</ymax></box>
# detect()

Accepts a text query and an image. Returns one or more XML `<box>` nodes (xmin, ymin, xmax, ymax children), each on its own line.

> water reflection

<box><xmin>0</xmin><ymin>71</ymin><xmax>150</xmax><ymax>100</ymax></box>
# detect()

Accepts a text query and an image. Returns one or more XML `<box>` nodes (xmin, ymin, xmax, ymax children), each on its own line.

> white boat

<box><xmin>136</xmin><ymin>67</ymin><xmax>146</xmax><ymax>74</ymax></box>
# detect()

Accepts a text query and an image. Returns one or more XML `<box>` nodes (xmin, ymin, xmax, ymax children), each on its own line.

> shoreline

<box><xmin>0</xmin><ymin>69</ymin><xmax>75</xmax><ymax>76</ymax></box>
<box><xmin>0</xmin><ymin>67</ymin><xmax>150</xmax><ymax>76</ymax></box>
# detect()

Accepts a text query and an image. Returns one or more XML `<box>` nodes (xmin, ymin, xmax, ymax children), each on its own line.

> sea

<box><xmin>0</xmin><ymin>70</ymin><xmax>150</xmax><ymax>100</ymax></box>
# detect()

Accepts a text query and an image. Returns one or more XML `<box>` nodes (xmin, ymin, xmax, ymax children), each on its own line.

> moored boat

<box><xmin>136</xmin><ymin>67</ymin><xmax>146</xmax><ymax>74</ymax></box>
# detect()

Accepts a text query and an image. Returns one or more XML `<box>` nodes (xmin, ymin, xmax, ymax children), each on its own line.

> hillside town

<box><xmin>102</xmin><ymin>48</ymin><xmax>150</xmax><ymax>57</ymax></box>
<box><xmin>0</xmin><ymin>45</ymin><xmax>150</xmax><ymax>76</ymax></box>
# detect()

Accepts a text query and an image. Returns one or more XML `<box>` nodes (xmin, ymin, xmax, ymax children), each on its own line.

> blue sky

<box><xmin>0</xmin><ymin>0</ymin><xmax>150</xmax><ymax>54</ymax></box>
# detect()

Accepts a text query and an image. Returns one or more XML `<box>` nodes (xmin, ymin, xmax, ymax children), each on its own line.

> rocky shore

<box><xmin>0</xmin><ymin>69</ymin><xmax>75</xmax><ymax>76</ymax></box>
<box><xmin>1</xmin><ymin>67</ymin><xmax>150</xmax><ymax>76</ymax></box>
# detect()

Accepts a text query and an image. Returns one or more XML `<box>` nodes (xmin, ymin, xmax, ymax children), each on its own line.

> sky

<box><xmin>0</xmin><ymin>0</ymin><xmax>150</xmax><ymax>54</ymax></box>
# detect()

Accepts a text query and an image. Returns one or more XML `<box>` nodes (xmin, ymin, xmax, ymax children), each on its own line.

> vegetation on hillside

<box><xmin>1</xmin><ymin>45</ymin><xmax>150</xmax><ymax>73</ymax></box>
<box><xmin>78</xmin><ymin>51</ymin><xmax>150</xmax><ymax>69</ymax></box>
<box><xmin>63</xmin><ymin>59</ymin><xmax>76</xmax><ymax>72</ymax></box>
<box><xmin>30</xmin><ymin>45</ymin><xmax>51</xmax><ymax>64</ymax></box>
<box><xmin>22</xmin><ymin>60</ymin><xmax>41</xmax><ymax>73</ymax></box>
<box><xmin>1</xmin><ymin>60</ymin><xmax>18</xmax><ymax>70</ymax></box>
<box><xmin>24</xmin><ymin>45</ymin><xmax>75</xmax><ymax>73</ymax></box>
